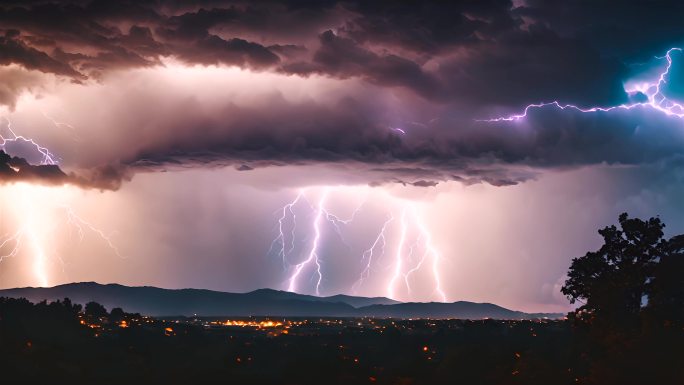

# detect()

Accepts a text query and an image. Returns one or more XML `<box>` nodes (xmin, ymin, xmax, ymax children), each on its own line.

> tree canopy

<box><xmin>562</xmin><ymin>213</ymin><xmax>683</xmax><ymax>329</ymax></box>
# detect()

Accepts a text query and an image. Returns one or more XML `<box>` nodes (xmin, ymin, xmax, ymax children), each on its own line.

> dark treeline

<box><xmin>561</xmin><ymin>213</ymin><xmax>684</xmax><ymax>384</ymax></box>
<box><xmin>0</xmin><ymin>213</ymin><xmax>682</xmax><ymax>385</ymax></box>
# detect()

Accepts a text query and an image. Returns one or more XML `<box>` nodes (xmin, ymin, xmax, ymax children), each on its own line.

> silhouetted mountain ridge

<box><xmin>0</xmin><ymin>282</ymin><xmax>562</xmax><ymax>319</ymax></box>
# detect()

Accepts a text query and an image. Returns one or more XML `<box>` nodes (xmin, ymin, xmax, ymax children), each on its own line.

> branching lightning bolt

<box><xmin>269</xmin><ymin>188</ymin><xmax>449</xmax><ymax>302</ymax></box>
<box><xmin>352</xmin><ymin>213</ymin><xmax>394</xmax><ymax>294</ymax></box>
<box><xmin>268</xmin><ymin>190</ymin><xmax>305</xmax><ymax>269</ymax></box>
<box><xmin>0</xmin><ymin>118</ymin><xmax>123</xmax><ymax>286</ymax></box>
<box><xmin>286</xmin><ymin>188</ymin><xmax>328</xmax><ymax>295</ymax></box>
<box><xmin>386</xmin><ymin>206</ymin><xmax>446</xmax><ymax>302</ymax></box>
<box><xmin>0</xmin><ymin>198</ymin><xmax>125</xmax><ymax>287</ymax></box>
<box><xmin>479</xmin><ymin>47</ymin><xmax>684</xmax><ymax>122</ymax></box>
<box><xmin>412</xmin><ymin>207</ymin><xmax>446</xmax><ymax>302</ymax></box>
<box><xmin>272</xmin><ymin>188</ymin><xmax>368</xmax><ymax>295</ymax></box>
<box><xmin>1</xmin><ymin>117</ymin><xmax>59</xmax><ymax>165</ymax></box>
<box><xmin>64</xmin><ymin>207</ymin><xmax>125</xmax><ymax>259</ymax></box>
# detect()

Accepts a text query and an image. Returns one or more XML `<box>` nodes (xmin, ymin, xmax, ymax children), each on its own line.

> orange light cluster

<box><xmin>213</xmin><ymin>320</ymin><xmax>284</xmax><ymax>328</ymax></box>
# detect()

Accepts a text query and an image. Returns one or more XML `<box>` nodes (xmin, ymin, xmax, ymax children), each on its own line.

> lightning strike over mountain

<box><xmin>271</xmin><ymin>189</ymin><xmax>448</xmax><ymax>302</ymax></box>
<box><xmin>479</xmin><ymin>47</ymin><xmax>684</xmax><ymax>122</ymax></box>
<box><xmin>387</xmin><ymin>206</ymin><xmax>447</xmax><ymax>302</ymax></box>
<box><xmin>0</xmin><ymin>188</ymin><xmax>125</xmax><ymax>287</ymax></box>
<box><xmin>286</xmin><ymin>188</ymin><xmax>328</xmax><ymax>295</ymax></box>
<box><xmin>413</xmin><ymin>207</ymin><xmax>447</xmax><ymax>302</ymax></box>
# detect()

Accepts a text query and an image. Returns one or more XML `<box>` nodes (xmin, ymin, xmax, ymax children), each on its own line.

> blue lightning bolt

<box><xmin>479</xmin><ymin>47</ymin><xmax>684</xmax><ymax>122</ymax></box>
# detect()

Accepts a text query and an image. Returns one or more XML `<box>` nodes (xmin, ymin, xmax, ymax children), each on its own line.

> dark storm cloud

<box><xmin>116</xmin><ymin>90</ymin><xmax>684</xmax><ymax>188</ymax></box>
<box><xmin>0</xmin><ymin>150</ymin><xmax>130</xmax><ymax>190</ymax></box>
<box><xmin>0</xmin><ymin>30</ymin><xmax>84</xmax><ymax>79</ymax></box>
<box><xmin>283</xmin><ymin>30</ymin><xmax>443</xmax><ymax>100</ymax></box>
<box><xmin>514</xmin><ymin>0</ymin><xmax>684</xmax><ymax>61</ymax></box>
<box><xmin>0</xmin><ymin>0</ymin><xmax>629</xmax><ymax>106</ymax></box>
<box><xmin>338</xmin><ymin>0</ymin><xmax>515</xmax><ymax>54</ymax></box>
<box><xmin>0</xmin><ymin>0</ymin><xmax>683</xmax><ymax>188</ymax></box>
<box><xmin>0</xmin><ymin>150</ymin><xmax>68</xmax><ymax>184</ymax></box>
<box><xmin>432</xmin><ymin>25</ymin><xmax>628</xmax><ymax>108</ymax></box>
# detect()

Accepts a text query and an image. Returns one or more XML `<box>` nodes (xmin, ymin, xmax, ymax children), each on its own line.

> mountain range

<box><xmin>0</xmin><ymin>282</ymin><xmax>563</xmax><ymax>319</ymax></box>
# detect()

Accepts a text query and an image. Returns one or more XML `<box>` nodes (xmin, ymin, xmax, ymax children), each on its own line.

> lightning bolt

<box><xmin>286</xmin><ymin>188</ymin><xmax>328</xmax><ymax>295</ymax></box>
<box><xmin>479</xmin><ymin>47</ymin><xmax>684</xmax><ymax>122</ymax></box>
<box><xmin>41</xmin><ymin>110</ymin><xmax>82</xmax><ymax>142</ymax></box>
<box><xmin>352</xmin><ymin>213</ymin><xmax>394</xmax><ymax>294</ymax></box>
<box><xmin>321</xmin><ymin>199</ymin><xmax>365</xmax><ymax>240</ymax></box>
<box><xmin>0</xmin><ymin>228</ymin><xmax>23</xmax><ymax>263</ymax></box>
<box><xmin>270</xmin><ymin>188</ymin><xmax>449</xmax><ymax>302</ymax></box>
<box><xmin>268</xmin><ymin>190</ymin><xmax>305</xmax><ymax>269</ymax></box>
<box><xmin>404</xmin><ymin>233</ymin><xmax>428</xmax><ymax>295</ymax></box>
<box><xmin>64</xmin><ymin>206</ymin><xmax>125</xmax><ymax>259</ymax></box>
<box><xmin>1</xmin><ymin>117</ymin><xmax>59</xmax><ymax>165</ymax></box>
<box><xmin>272</xmin><ymin>188</ymin><xmax>367</xmax><ymax>295</ymax></box>
<box><xmin>0</xmin><ymin>193</ymin><xmax>56</xmax><ymax>286</ymax></box>
<box><xmin>0</xmin><ymin>193</ymin><xmax>125</xmax><ymax>287</ymax></box>
<box><xmin>412</xmin><ymin>207</ymin><xmax>446</xmax><ymax>302</ymax></box>
<box><xmin>387</xmin><ymin>209</ymin><xmax>408</xmax><ymax>301</ymax></box>
<box><xmin>385</xmin><ymin>205</ymin><xmax>447</xmax><ymax>302</ymax></box>
<box><xmin>0</xmin><ymin>117</ymin><xmax>123</xmax><ymax>286</ymax></box>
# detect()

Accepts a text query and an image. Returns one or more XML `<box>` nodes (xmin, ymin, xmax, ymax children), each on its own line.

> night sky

<box><xmin>1</xmin><ymin>0</ymin><xmax>684</xmax><ymax>313</ymax></box>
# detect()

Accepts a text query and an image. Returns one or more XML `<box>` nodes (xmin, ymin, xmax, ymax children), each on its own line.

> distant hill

<box><xmin>360</xmin><ymin>302</ymin><xmax>558</xmax><ymax>319</ymax></box>
<box><xmin>0</xmin><ymin>282</ymin><xmax>562</xmax><ymax>319</ymax></box>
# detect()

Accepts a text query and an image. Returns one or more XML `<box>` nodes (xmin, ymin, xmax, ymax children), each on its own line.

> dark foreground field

<box><xmin>1</xmin><ymin>297</ymin><xmax>682</xmax><ymax>385</ymax></box>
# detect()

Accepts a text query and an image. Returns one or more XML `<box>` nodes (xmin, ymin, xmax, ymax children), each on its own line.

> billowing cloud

<box><xmin>0</xmin><ymin>0</ymin><xmax>682</xmax><ymax>189</ymax></box>
<box><xmin>0</xmin><ymin>150</ymin><xmax>130</xmax><ymax>190</ymax></box>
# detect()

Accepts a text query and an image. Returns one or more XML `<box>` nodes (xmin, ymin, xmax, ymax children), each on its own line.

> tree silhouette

<box><xmin>84</xmin><ymin>301</ymin><xmax>108</xmax><ymax>319</ymax></box>
<box><xmin>109</xmin><ymin>307</ymin><xmax>125</xmax><ymax>322</ymax></box>
<box><xmin>562</xmin><ymin>213</ymin><xmax>667</xmax><ymax>328</ymax></box>
<box><xmin>645</xmin><ymin>234</ymin><xmax>684</xmax><ymax>328</ymax></box>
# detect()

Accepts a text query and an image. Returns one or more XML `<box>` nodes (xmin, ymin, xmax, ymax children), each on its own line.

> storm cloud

<box><xmin>0</xmin><ymin>150</ymin><xmax>131</xmax><ymax>190</ymax></box>
<box><xmin>0</xmin><ymin>0</ymin><xmax>682</xmax><ymax>188</ymax></box>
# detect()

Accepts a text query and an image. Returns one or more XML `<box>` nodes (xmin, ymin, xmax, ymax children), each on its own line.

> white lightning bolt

<box><xmin>270</xmin><ymin>187</ymin><xmax>449</xmax><ymax>302</ymax></box>
<box><xmin>64</xmin><ymin>206</ymin><xmax>125</xmax><ymax>259</ymax></box>
<box><xmin>0</xmin><ymin>196</ymin><xmax>125</xmax><ymax>287</ymax></box>
<box><xmin>352</xmin><ymin>213</ymin><xmax>394</xmax><ymax>294</ymax></box>
<box><xmin>287</xmin><ymin>188</ymin><xmax>329</xmax><ymax>295</ymax></box>
<box><xmin>413</xmin><ymin>206</ymin><xmax>446</xmax><ymax>302</ymax></box>
<box><xmin>387</xmin><ymin>209</ymin><xmax>407</xmax><ymax>300</ymax></box>
<box><xmin>0</xmin><ymin>114</ymin><xmax>125</xmax><ymax>287</ymax></box>
<box><xmin>1</xmin><ymin>117</ymin><xmax>59</xmax><ymax>165</ymax></box>
<box><xmin>268</xmin><ymin>190</ymin><xmax>305</xmax><ymax>269</ymax></box>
